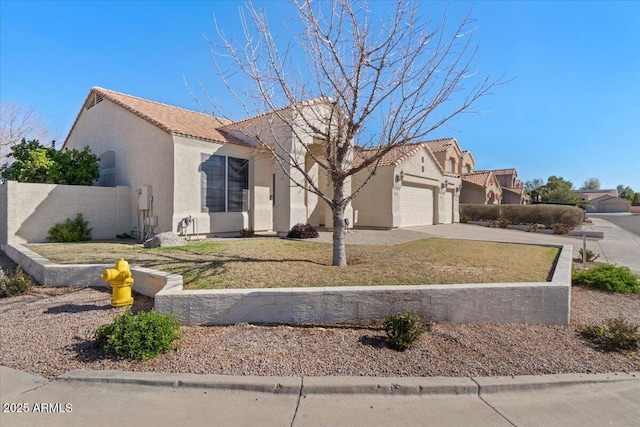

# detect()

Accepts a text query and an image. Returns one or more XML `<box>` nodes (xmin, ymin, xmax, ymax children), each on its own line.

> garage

<box><xmin>399</xmin><ymin>184</ymin><xmax>434</xmax><ymax>227</ymax></box>
<box><xmin>586</xmin><ymin>195</ymin><xmax>631</xmax><ymax>213</ymax></box>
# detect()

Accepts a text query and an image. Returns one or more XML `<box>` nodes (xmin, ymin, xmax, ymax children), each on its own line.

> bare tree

<box><xmin>206</xmin><ymin>0</ymin><xmax>503</xmax><ymax>266</ymax></box>
<box><xmin>0</xmin><ymin>102</ymin><xmax>52</xmax><ymax>147</ymax></box>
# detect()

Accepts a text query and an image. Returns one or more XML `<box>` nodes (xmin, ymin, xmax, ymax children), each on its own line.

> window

<box><xmin>98</xmin><ymin>150</ymin><xmax>116</xmax><ymax>187</ymax></box>
<box><xmin>447</xmin><ymin>158</ymin><xmax>455</xmax><ymax>173</ymax></box>
<box><xmin>201</xmin><ymin>154</ymin><xmax>249</xmax><ymax>212</ymax></box>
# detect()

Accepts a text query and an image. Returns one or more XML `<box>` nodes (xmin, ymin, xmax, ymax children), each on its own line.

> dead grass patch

<box><xmin>28</xmin><ymin>238</ymin><xmax>558</xmax><ymax>289</ymax></box>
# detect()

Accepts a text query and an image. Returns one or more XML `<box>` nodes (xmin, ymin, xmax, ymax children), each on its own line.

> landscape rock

<box><xmin>143</xmin><ymin>232</ymin><xmax>187</xmax><ymax>248</ymax></box>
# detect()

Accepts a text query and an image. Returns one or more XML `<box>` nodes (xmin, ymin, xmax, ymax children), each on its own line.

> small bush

<box><xmin>383</xmin><ymin>311</ymin><xmax>427</xmax><ymax>351</ymax></box>
<box><xmin>0</xmin><ymin>266</ymin><xmax>34</xmax><ymax>298</ymax></box>
<box><xmin>116</xmin><ymin>233</ymin><xmax>132</xmax><ymax>240</ymax></box>
<box><xmin>572</xmin><ymin>264</ymin><xmax>640</xmax><ymax>293</ymax></box>
<box><xmin>286</xmin><ymin>223</ymin><xmax>319</xmax><ymax>239</ymax></box>
<box><xmin>94</xmin><ymin>309</ymin><xmax>182</xmax><ymax>360</ymax></box>
<box><xmin>47</xmin><ymin>213</ymin><xmax>92</xmax><ymax>242</ymax></box>
<box><xmin>579</xmin><ymin>248</ymin><xmax>600</xmax><ymax>262</ymax></box>
<box><xmin>498</xmin><ymin>218</ymin><xmax>512</xmax><ymax>228</ymax></box>
<box><xmin>552</xmin><ymin>223</ymin><xmax>571</xmax><ymax>235</ymax></box>
<box><xmin>239</xmin><ymin>228</ymin><xmax>255</xmax><ymax>237</ymax></box>
<box><xmin>582</xmin><ymin>318</ymin><xmax>639</xmax><ymax>352</ymax></box>
<box><xmin>526</xmin><ymin>223</ymin><xmax>539</xmax><ymax>233</ymax></box>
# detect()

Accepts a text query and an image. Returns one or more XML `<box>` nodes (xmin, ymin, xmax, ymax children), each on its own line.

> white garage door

<box><xmin>443</xmin><ymin>191</ymin><xmax>453</xmax><ymax>224</ymax></box>
<box><xmin>399</xmin><ymin>184</ymin><xmax>434</xmax><ymax>227</ymax></box>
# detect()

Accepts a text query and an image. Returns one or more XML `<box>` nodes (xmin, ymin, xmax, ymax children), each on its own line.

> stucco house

<box><xmin>576</xmin><ymin>190</ymin><xmax>630</xmax><ymax>213</ymax></box>
<box><xmin>459</xmin><ymin>171</ymin><xmax>502</xmax><ymax>205</ymax></box>
<box><xmin>423</xmin><ymin>138</ymin><xmax>474</xmax><ymax>175</ymax></box>
<box><xmin>351</xmin><ymin>142</ymin><xmax>461</xmax><ymax>228</ymax></box>
<box><xmin>422</xmin><ymin>138</ymin><xmax>502</xmax><ymax>205</ymax></box>
<box><xmin>478</xmin><ymin>168</ymin><xmax>529</xmax><ymax>205</ymax></box>
<box><xmin>63</xmin><ymin>87</ymin><xmax>352</xmax><ymax>237</ymax></box>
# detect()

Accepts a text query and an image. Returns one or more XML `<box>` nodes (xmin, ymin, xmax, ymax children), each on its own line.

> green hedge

<box><xmin>460</xmin><ymin>204</ymin><xmax>583</xmax><ymax>229</ymax></box>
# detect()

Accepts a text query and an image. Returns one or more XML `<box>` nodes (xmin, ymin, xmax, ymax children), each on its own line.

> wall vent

<box><xmin>85</xmin><ymin>93</ymin><xmax>104</xmax><ymax>110</ymax></box>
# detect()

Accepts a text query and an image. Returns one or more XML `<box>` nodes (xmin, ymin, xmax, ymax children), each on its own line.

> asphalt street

<box><xmin>589</xmin><ymin>213</ymin><xmax>640</xmax><ymax>237</ymax></box>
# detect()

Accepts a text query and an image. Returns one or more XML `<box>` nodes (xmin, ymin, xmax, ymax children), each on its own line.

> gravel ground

<box><xmin>1</xmin><ymin>284</ymin><xmax>639</xmax><ymax>380</ymax></box>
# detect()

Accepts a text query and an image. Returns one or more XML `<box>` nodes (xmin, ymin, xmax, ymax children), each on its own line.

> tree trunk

<box><xmin>331</xmin><ymin>183</ymin><xmax>347</xmax><ymax>267</ymax></box>
<box><xmin>332</xmin><ymin>206</ymin><xmax>347</xmax><ymax>267</ymax></box>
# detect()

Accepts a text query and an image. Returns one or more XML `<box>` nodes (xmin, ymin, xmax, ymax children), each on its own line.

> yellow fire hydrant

<box><xmin>101</xmin><ymin>258</ymin><xmax>134</xmax><ymax>307</ymax></box>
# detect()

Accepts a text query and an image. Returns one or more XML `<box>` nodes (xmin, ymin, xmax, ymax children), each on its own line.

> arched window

<box><xmin>98</xmin><ymin>150</ymin><xmax>116</xmax><ymax>187</ymax></box>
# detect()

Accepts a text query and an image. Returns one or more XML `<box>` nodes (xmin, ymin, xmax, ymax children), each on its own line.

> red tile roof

<box><xmin>478</xmin><ymin>168</ymin><xmax>516</xmax><ymax>176</ymax></box>
<box><xmin>64</xmin><ymin>87</ymin><xmax>247</xmax><ymax>148</ymax></box>
<box><xmin>423</xmin><ymin>138</ymin><xmax>457</xmax><ymax>153</ymax></box>
<box><xmin>353</xmin><ymin>143</ymin><xmax>427</xmax><ymax>168</ymax></box>
<box><xmin>462</xmin><ymin>171</ymin><xmax>495</xmax><ymax>188</ymax></box>
<box><xmin>352</xmin><ymin>141</ymin><xmax>459</xmax><ymax>177</ymax></box>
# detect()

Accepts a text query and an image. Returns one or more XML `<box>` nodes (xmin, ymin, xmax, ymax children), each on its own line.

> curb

<box><xmin>58</xmin><ymin>370</ymin><xmax>302</xmax><ymax>394</ymax></box>
<box><xmin>56</xmin><ymin>370</ymin><xmax>640</xmax><ymax>396</ymax></box>
<box><xmin>473</xmin><ymin>372</ymin><xmax>639</xmax><ymax>394</ymax></box>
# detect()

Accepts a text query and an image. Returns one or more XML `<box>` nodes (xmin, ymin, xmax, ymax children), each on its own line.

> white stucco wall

<box><xmin>352</xmin><ymin>147</ymin><xmax>459</xmax><ymax>228</ymax></box>
<box><xmin>225</xmin><ymin>106</ymin><xmax>353</xmax><ymax>234</ymax></box>
<box><xmin>64</xmin><ymin>98</ymin><xmax>175</xmax><ymax>235</ymax></box>
<box><xmin>172</xmin><ymin>135</ymin><xmax>257</xmax><ymax>234</ymax></box>
<box><xmin>1</xmin><ymin>181</ymin><xmax>130</xmax><ymax>244</ymax></box>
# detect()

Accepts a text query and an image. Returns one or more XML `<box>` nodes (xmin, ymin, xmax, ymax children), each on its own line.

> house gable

<box><xmin>62</xmin><ymin>87</ymin><xmax>246</xmax><ymax>150</ymax></box>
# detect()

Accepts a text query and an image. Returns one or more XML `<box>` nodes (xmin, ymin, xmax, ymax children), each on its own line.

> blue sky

<box><xmin>1</xmin><ymin>0</ymin><xmax>639</xmax><ymax>190</ymax></box>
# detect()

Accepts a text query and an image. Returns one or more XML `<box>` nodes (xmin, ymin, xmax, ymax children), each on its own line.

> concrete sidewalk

<box><xmin>320</xmin><ymin>216</ymin><xmax>640</xmax><ymax>274</ymax></box>
<box><xmin>1</xmin><ymin>367</ymin><xmax>639</xmax><ymax>427</ymax></box>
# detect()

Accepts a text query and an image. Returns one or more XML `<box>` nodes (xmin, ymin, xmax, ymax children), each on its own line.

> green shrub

<box><xmin>383</xmin><ymin>311</ymin><xmax>427</xmax><ymax>351</ymax></box>
<box><xmin>239</xmin><ymin>228</ymin><xmax>255</xmax><ymax>237</ymax></box>
<box><xmin>94</xmin><ymin>309</ymin><xmax>182</xmax><ymax>360</ymax></box>
<box><xmin>0</xmin><ymin>266</ymin><xmax>34</xmax><ymax>298</ymax></box>
<box><xmin>572</xmin><ymin>264</ymin><xmax>640</xmax><ymax>293</ymax></box>
<box><xmin>47</xmin><ymin>213</ymin><xmax>92</xmax><ymax>242</ymax></box>
<box><xmin>582</xmin><ymin>318</ymin><xmax>639</xmax><ymax>352</ymax></box>
<box><xmin>579</xmin><ymin>248</ymin><xmax>600</xmax><ymax>262</ymax></box>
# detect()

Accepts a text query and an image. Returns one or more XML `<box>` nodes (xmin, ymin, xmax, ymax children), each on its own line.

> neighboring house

<box><xmin>585</xmin><ymin>195</ymin><xmax>631</xmax><ymax>213</ymax></box>
<box><xmin>63</xmin><ymin>87</ymin><xmax>352</xmax><ymax>237</ymax></box>
<box><xmin>576</xmin><ymin>189</ymin><xmax>618</xmax><ymax>202</ymax></box>
<box><xmin>351</xmin><ymin>142</ymin><xmax>461</xmax><ymax>228</ymax></box>
<box><xmin>459</xmin><ymin>171</ymin><xmax>502</xmax><ymax>205</ymax></box>
<box><xmin>576</xmin><ymin>190</ymin><xmax>630</xmax><ymax>213</ymax></box>
<box><xmin>422</xmin><ymin>138</ymin><xmax>502</xmax><ymax>205</ymax></box>
<box><xmin>424</xmin><ymin>138</ymin><xmax>471</xmax><ymax>175</ymax></box>
<box><xmin>477</xmin><ymin>168</ymin><xmax>530</xmax><ymax>205</ymax></box>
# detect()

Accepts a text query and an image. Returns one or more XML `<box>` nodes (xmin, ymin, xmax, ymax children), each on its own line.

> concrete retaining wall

<box><xmin>2</xmin><ymin>243</ymin><xmax>572</xmax><ymax>326</ymax></box>
<box><xmin>0</xmin><ymin>181</ymin><xmax>131</xmax><ymax>244</ymax></box>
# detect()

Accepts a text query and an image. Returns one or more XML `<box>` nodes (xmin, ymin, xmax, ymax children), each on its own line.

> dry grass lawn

<box><xmin>28</xmin><ymin>238</ymin><xmax>558</xmax><ymax>289</ymax></box>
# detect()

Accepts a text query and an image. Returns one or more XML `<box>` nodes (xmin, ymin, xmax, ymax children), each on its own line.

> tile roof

<box><xmin>503</xmin><ymin>187</ymin><xmax>527</xmax><ymax>196</ymax></box>
<box><xmin>64</xmin><ymin>87</ymin><xmax>247</xmax><ymax>147</ymax></box>
<box><xmin>352</xmin><ymin>141</ymin><xmax>459</xmax><ymax>178</ymax></box>
<box><xmin>353</xmin><ymin>143</ymin><xmax>427</xmax><ymax>168</ymax></box>
<box><xmin>479</xmin><ymin>168</ymin><xmax>516</xmax><ymax>176</ymax></box>
<box><xmin>576</xmin><ymin>190</ymin><xmax>618</xmax><ymax>201</ymax></box>
<box><xmin>589</xmin><ymin>194</ymin><xmax>631</xmax><ymax>204</ymax></box>
<box><xmin>422</xmin><ymin>138</ymin><xmax>457</xmax><ymax>153</ymax></box>
<box><xmin>462</xmin><ymin>171</ymin><xmax>495</xmax><ymax>188</ymax></box>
